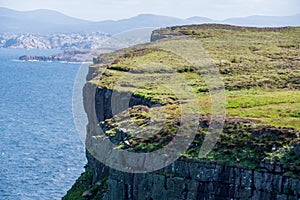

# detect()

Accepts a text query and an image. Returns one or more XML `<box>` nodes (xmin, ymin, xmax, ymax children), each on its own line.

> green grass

<box><xmin>179</xmin><ymin>27</ymin><xmax>300</xmax><ymax>91</ymax></box>
<box><xmin>226</xmin><ymin>89</ymin><xmax>300</xmax><ymax>129</ymax></box>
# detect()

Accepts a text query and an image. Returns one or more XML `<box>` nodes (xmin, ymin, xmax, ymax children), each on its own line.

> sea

<box><xmin>0</xmin><ymin>48</ymin><xmax>87</xmax><ymax>200</ymax></box>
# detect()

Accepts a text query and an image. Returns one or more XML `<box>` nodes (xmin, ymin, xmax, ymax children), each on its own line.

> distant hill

<box><xmin>88</xmin><ymin>14</ymin><xmax>189</xmax><ymax>34</ymax></box>
<box><xmin>0</xmin><ymin>7</ymin><xmax>90</xmax><ymax>33</ymax></box>
<box><xmin>1</xmin><ymin>7</ymin><xmax>299</xmax><ymax>35</ymax></box>
<box><xmin>224</xmin><ymin>14</ymin><xmax>300</xmax><ymax>27</ymax></box>
<box><xmin>186</xmin><ymin>16</ymin><xmax>215</xmax><ymax>23</ymax></box>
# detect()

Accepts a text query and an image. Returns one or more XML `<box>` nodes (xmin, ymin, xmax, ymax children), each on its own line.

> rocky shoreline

<box><xmin>19</xmin><ymin>50</ymin><xmax>94</xmax><ymax>63</ymax></box>
<box><xmin>18</xmin><ymin>49</ymin><xmax>115</xmax><ymax>63</ymax></box>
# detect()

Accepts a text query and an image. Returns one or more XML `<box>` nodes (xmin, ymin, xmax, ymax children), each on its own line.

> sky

<box><xmin>0</xmin><ymin>0</ymin><xmax>299</xmax><ymax>21</ymax></box>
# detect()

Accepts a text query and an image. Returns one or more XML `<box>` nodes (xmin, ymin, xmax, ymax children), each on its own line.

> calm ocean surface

<box><xmin>0</xmin><ymin>49</ymin><xmax>87</xmax><ymax>200</ymax></box>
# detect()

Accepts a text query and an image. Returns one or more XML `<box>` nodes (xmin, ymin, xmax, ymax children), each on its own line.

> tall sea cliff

<box><xmin>64</xmin><ymin>24</ymin><xmax>300</xmax><ymax>200</ymax></box>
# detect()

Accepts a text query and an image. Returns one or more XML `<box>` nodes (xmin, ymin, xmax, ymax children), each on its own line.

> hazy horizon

<box><xmin>0</xmin><ymin>0</ymin><xmax>299</xmax><ymax>21</ymax></box>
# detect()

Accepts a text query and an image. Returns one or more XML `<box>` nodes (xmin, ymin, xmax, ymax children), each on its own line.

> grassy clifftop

<box><xmin>93</xmin><ymin>25</ymin><xmax>299</xmax><ymax>129</ymax></box>
<box><xmin>90</xmin><ymin>24</ymin><xmax>299</xmax><ymax>177</ymax></box>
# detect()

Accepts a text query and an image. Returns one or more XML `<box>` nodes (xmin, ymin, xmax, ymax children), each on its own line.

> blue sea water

<box><xmin>0</xmin><ymin>49</ymin><xmax>87</xmax><ymax>200</ymax></box>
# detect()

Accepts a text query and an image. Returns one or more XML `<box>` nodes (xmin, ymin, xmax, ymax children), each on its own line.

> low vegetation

<box><xmin>63</xmin><ymin>169</ymin><xmax>108</xmax><ymax>200</ymax></box>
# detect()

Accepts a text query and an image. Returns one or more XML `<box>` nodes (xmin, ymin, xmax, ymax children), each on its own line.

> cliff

<box><xmin>64</xmin><ymin>24</ymin><xmax>300</xmax><ymax>199</ymax></box>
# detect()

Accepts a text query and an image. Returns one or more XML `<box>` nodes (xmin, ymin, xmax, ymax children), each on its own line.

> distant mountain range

<box><xmin>1</xmin><ymin>7</ymin><xmax>299</xmax><ymax>51</ymax></box>
<box><xmin>1</xmin><ymin>7</ymin><xmax>299</xmax><ymax>34</ymax></box>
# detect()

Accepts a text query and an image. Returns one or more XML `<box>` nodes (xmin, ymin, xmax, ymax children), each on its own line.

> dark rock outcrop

<box><xmin>99</xmin><ymin>159</ymin><xmax>299</xmax><ymax>200</ymax></box>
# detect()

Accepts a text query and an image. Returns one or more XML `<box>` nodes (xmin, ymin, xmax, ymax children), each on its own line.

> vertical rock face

<box><xmin>83</xmin><ymin>81</ymin><xmax>300</xmax><ymax>200</ymax></box>
<box><xmin>104</xmin><ymin>160</ymin><xmax>300</xmax><ymax>200</ymax></box>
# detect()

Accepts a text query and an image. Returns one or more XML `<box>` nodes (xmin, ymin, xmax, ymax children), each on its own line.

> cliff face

<box><xmin>80</xmin><ymin>83</ymin><xmax>300</xmax><ymax>200</ymax></box>
<box><xmin>64</xmin><ymin>25</ymin><xmax>300</xmax><ymax>200</ymax></box>
<box><xmin>105</xmin><ymin>160</ymin><xmax>300</xmax><ymax>200</ymax></box>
